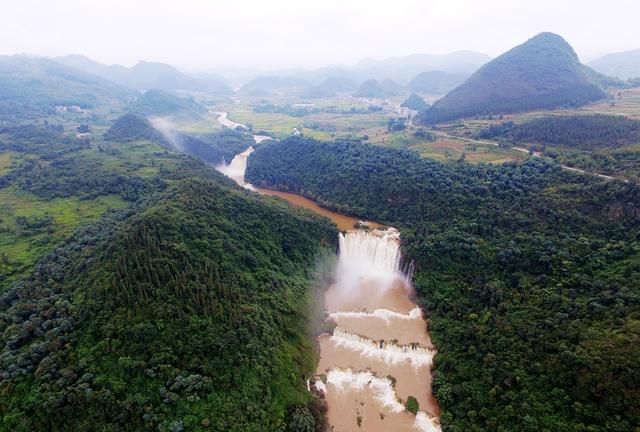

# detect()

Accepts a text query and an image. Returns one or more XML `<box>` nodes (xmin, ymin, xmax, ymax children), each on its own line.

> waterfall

<box><xmin>325</xmin><ymin>369</ymin><xmax>441</xmax><ymax>432</ymax></box>
<box><xmin>318</xmin><ymin>225</ymin><xmax>442</xmax><ymax>431</ymax></box>
<box><xmin>330</xmin><ymin>328</ymin><xmax>435</xmax><ymax>367</ymax></box>
<box><xmin>338</xmin><ymin>228</ymin><xmax>402</xmax><ymax>274</ymax></box>
<box><xmin>336</xmin><ymin>228</ymin><xmax>409</xmax><ymax>293</ymax></box>
<box><xmin>216</xmin><ymin>146</ymin><xmax>254</xmax><ymax>187</ymax></box>
<box><xmin>326</xmin><ymin>369</ymin><xmax>406</xmax><ymax>413</ymax></box>
<box><xmin>329</xmin><ymin>306</ymin><xmax>423</xmax><ymax>323</ymax></box>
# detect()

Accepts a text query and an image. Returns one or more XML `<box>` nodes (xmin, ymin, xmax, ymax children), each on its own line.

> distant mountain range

<box><xmin>126</xmin><ymin>89</ymin><xmax>206</xmax><ymax>120</ymax></box>
<box><xmin>238</xmin><ymin>76</ymin><xmax>311</xmax><ymax>95</ymax></box>
<box><xmin>54</xmin><ymin>55</ymin><xmax>231</xmax><ymax>94</ymax></box>
<box><xmin>251</xmin><ymin>51</ymin><xmax>489</xmax><ymax>88</ymax></box>
<box><xmin>238</xmin><ymin>51</ymin><xmax>490</xmax><ymax>97</ymax></box>
<box><xmin>351</xmin><ymin>51</ymin><xmax>491</xmax><ymax>84</ymax></box>
<box><xmin>353</xmin><ymin>79</ymin><xmax>404</xmax><ymax>98</ymax></box>
<box><xmin>589</xmin><ymin>49</ymin><xmax>640</xmax><ymax>80</ymax></box>
<box><xmin>408</xmin><ymin>71</ymin><xmax>466</xmax><ymax>95</ymax></box>
<box><xmin>41</xmin><ymin>51</ymin><xmax>493</xmax><ymax>100</ymax></box>
<box><xmin>420</xmin><ymin>33</ymin><xmax>608</xmax><ymax>124</ymax></box>
<box><xmin>0</xmin><ymin>55</ymin><xmax>132</xmax><ymax>120</ymax></box>
<box><xmin>302</xmin><ymin>77</ymin><xmax>359</xmax><ymax>98</ymax></box>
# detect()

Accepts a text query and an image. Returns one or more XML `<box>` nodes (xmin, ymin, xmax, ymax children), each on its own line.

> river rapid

<box><xmin>216</xmin><ymin>120</ymin><xmax>441</xmax><ymax>431</ymax></box>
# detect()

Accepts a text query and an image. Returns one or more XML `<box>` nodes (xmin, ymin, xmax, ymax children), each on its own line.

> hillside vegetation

<box><xmin>0</xmin><ymin>56</ymin><xmax>131</xmax><ymax>121</ymax></box>
<box><xmin>104</xmin><ymin>113</ymin><xmax>168</xmax><ymax>143</ymax></box>
<box><xmin>247</xmin><ymin>137</ymin><xmax>640</xmax><ymax>432</ymax></box>
<box><xmin>420</xmin><ymin>33</ymin><xmax>607</xmax><ymax>124</ymax></box>
<box><xmin>127</xmin><ymin>89</ymin><xmax>206</xmax><ymax>120</ymax></box>
<box><xmin>401</xmin><ymin>94</ymin><xmax>429</xmax><ymax>111</ymax></box>
<box><xmin>477</xmin><ymin>114</ymin><xmax>640</xmax><ymax>150</ymax></box>
<box><xmin>1</xmin><ymin>130</ymin><xmax>336</xmax><ymax>431</ymax></box>
<box><xmin>54</xmin><ymin>55</ymin><xmax>231</xmax><ymax>94</ymax></box>
<box><xmin>476</xmin><ymin>114</ymin><xmax>640</xmax><ymax>179</ymax></box>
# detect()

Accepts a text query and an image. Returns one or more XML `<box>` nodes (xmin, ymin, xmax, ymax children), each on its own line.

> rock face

<box><xmin>420</xmin><ymin>33</ymin><xmax>606</xmax><ymax>124</ymax></box>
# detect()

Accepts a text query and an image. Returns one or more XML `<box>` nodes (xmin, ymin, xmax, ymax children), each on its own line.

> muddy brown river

<box><xmin>218</xmin><ymin>147</ymin><xmax>441</xmax><ymax>431</ymax></box>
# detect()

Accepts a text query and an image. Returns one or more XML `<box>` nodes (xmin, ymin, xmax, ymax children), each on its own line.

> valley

<box><xmin>0</xmin><ymin>16</ymin><xmax>639</xmax><ymax>432</ymax></box>
<box><xmin>218</xmin><ymin>146</ymin><xmax>441</xmax><ymax>431</ymax></box>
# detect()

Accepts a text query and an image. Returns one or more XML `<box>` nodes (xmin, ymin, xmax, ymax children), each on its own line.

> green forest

<box><xmin>247</xmin><ymin>136</ymin><xmax>640</xmax><ymax>432</ymax></box>
<box><xmin>0</xmin><ymin>119</ymin><xmax>337</xmax><ymax>431</ymax></box>
<box><xmin>476</xmin><ymin>115</ymin><xmax>640</xmax><ymax>149</ymax></box>
<box><xmin>476</xmin><ymin>115</ymin><xmax>640</xmax><ymax>179</ymax></box>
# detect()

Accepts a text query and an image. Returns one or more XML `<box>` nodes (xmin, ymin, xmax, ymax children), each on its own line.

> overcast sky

<box><xmin>1</xmin><ymin>0</ymin><xmax>639</xmax><ymax>72</ymax></box>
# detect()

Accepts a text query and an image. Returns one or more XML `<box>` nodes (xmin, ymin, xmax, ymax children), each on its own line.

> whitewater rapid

<box><xmin>215</xmin><ymin>147</ymin><xmax>442</xmax><ymax>430</ymax></box>
<box><xmin>316</xmin><ymin>229</ymin><xmax>441</xmax><ymax>432</ymax></box>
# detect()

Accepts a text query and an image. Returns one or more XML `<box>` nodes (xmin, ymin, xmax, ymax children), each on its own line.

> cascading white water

<box><xmin>324</xmin><ymin>369</ymin><xmax>441</xmax><ymax>432</ymax></box>
<box><xmin>318</xmin><ymin>226</ymin><xmax>442</xmax><ymax>431</ymax></box>
<box><xmin>331</xmin><ymin>327</ymin><xmax>435</xmax><ymax>367</ymax></box>
<box><xmin>329</xmin><ymin>306</ymin><xmax>423</xmax><ymax>323</ymax></box>
<box><xmin>216</xmin><ymin>146</ymin><xmax>254</xmax><ymax>187</ymax></box>
<box><xmin>336</xmin><ymin>228</ymin><xmax>407</xmax><ymax>293</ymax></box>
<box><xmin>338</xmin><ymin>228</ymin><xmax>402</xmax><ymax>274</ymax></box>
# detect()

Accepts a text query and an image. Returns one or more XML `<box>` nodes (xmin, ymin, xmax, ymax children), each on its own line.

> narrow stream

<box><xmin>217</xmin><ymin>146</ymin><xmax>441</xmax><ymax>431</ymax></box>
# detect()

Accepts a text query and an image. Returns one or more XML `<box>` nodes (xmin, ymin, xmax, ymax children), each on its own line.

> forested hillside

<box><xmin>106</xmin><ymin>113</ymin><xmax>253</xmax><ymax>164</ymax></box>
<box><xmin>476</xmin><ymin>115</ymin><xmax>640</xmax><ymax>179</ymax></box>
<box><xmin>127</xmin><ymin>89</ymin><xmax>206</xmax><ymax>120</ymax></box>
<box><xmin>0</xmin><ymin>56</ymin><xmax>132</xmax><ymax>121</ymax></box>
<box><xmin>1</xmin><ymin>119</ymin><xmax>337</xmax><ymax>431</ymax></box>
<box><xmin>476</xmin><ymin>115</ymin><xmax>640</xmax><ymax>149</ymax></box>
<box><xmin>247</xmin><ymin>137</ymin><xmax>640</xmax><ymax>432</ymax></box>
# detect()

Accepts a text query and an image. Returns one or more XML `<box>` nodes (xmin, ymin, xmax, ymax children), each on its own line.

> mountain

<box><xmin>408</xmin><ymin>70</ymin><xmax>466</xmax><ymax>95</ymax></box>
<box><xmin>54</xmin><ymin>55</ymin><xmax>231</xmax><ymax>93</ymax></box>
<box><xmin>126</xmin><ymin>89</ymin><xmax>206</xmax><ymax>119</ymax></box>
<box><xmin>289</xmin><ymin>66</ymin><xmax>354</xmax><ymax>85</ymax></box>
<box><xmin>353</xmin><ymin>51</ymin><xmax>491</xmax><ymax>84</ymax></box>
<box><xmin>401</xmin><ymin>93</ymin><xmax>429</xmax><ymax>111</ymax></box>
<box><xmin>302</xmin><ymin>76</ymin><xmax>359</xmax><ymax>98</ymax></box>
<box><xmin>235</xmin><ymin>51</ymin><xmax>490</xmax><ymax>90</ymax></box>
<box><xmin>239</xmin><ymin>76</ymin><xmax>310</xmax><ymax>95</ymax></box>
<box><xmin>0</xmin><ymin>55</ymin><xmax>132</xmax><ymax>120</ymax></box>
<box><xmin>124</xmin><ymin>61</ymin><xmax>206</xmax><ymax>91</ymax></box>
<box><xmin>354</xmin><ymin>79</ymin><xmax>404</xmax><ymax>97</ymax></box>
<box><xmin>104</xmin><ymin>113</ymin><xmax>167</xmax><ymax>143</ymax></box>
<box><xmin>420</xmin><ymin>33</ymin><xmax>607</xmax><ymax>124</ymax></box>
<box><xmin>589</xmin><ymin>49</ymin><xmax>640</xmax><ymax>80</ymax></box>
<box><xmin>0</xmin><ymin>155</ymin><xmax>336</xmax><ymax>430</ymax></box>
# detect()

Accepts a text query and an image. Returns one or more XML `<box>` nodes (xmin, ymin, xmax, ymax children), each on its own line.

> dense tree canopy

<box><xmin>1</xmin><ymin>125</ymin><xmax>336</xmax><ymax>431</ymax></box>
<box><xmin>247</xmin><ymin>136</ymin><xmax>640</xmax><ymax>431</ymax></box>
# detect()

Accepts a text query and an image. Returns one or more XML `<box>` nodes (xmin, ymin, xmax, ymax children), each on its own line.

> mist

<box><xmin>1</xmin><ymin>0</ymin><xmax>639</xmax><ymax>72</ymax></box>
<box><xmin>148</xmin><ymin>116</ymin><xmax>182</xmax><ymax>151</ymax></box>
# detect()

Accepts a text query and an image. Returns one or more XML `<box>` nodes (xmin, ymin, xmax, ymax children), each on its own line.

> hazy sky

<box><xmin>1</xmin><ymin>0</ymin><xmax>639</xmax><ymax>72</ymax></box>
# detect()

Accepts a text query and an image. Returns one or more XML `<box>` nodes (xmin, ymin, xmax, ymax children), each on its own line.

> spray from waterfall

<box><xmin>148</xmin><ymin>116</ymin><xmax>184</xmax><ymax>151</ymax></box>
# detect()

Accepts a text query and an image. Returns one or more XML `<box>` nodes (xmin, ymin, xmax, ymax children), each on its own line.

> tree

<box><xmin>406</xmin><ymin>396</ymin><xmax>419</xmax><ymax>415</ymax></box>
<box><xmin>288</xmin><ymin>407</ymin><xmax>315</xmax><ymax>432</ymax></box>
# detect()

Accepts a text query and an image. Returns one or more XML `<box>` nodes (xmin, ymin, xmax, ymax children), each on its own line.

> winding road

<box><xmin>432</xmin><ymin>131</ymin><xmax>629</xmax><ymax>183</ymax></box>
